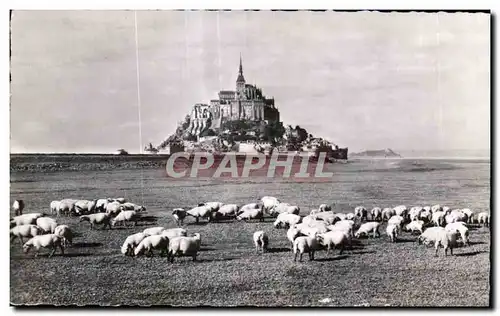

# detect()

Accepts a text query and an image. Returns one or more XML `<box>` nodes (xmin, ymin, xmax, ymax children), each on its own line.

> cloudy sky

<box><xmin>10</xmin><ymin>10</ymin><xmax>490</xmax><ymax>154</ymax></box>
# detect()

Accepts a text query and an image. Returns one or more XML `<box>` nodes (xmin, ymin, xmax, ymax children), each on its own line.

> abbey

<box><xmin>187</xmin><ymin>56</ymin><xmax>280</xmax><ymax>136</ymax></box>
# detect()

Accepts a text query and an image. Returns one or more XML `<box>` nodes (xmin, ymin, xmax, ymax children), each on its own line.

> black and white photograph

<box><xmin>8</xmin><ymin>9</ymin><xmax>491</xmax><ymax>307</ymax></box>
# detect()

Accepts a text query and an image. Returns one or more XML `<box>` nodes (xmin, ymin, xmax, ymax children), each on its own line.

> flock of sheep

<box><xmin>10</xmin><ymin>196</ymin><xmax>491</xmax><ymax>262</ymax></box>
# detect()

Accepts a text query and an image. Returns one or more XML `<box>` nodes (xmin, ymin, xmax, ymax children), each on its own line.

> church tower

<box><xmin>236</xmin><ymin>54</ymin><xmax>246</xmax><ymax>98</ymax></box>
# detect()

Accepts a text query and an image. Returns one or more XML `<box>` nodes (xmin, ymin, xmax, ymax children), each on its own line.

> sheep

<box><xmin>12</xmin><ymin>199</ymin><xmax>25</xmax><ymax>216</ymax></box>
<box><xmin>442</xmin><ymin>206</ymin><xmax>451</xmax><ymax>214</ymax></box>
<box><xmin>388</xmin><ymin>215</ymin><xmax>405</xmax><ymax>230</ymax></box>
<box><xmin>50</xmin><ymin>200</ymin><xmax>61</xmax><ymax>216</ymax></box>
<box><xmin>370</xmin><ymin>207</ymin><xmax>382</xmax><ymax>221</ymax></box>
<box><xmin>10</xmin><ymin>213</ymin><xmax>45</xmax><ymax>227</ymax></box>
<box><xmin>198</xmin><ymin>201</ymin><xmax>223</xmax><ymax>213</ymax></box>
<box><xmin>381</xmin><ymin>208</ymin><xmax>395</xmax><ymax>221</ymax></box>
<box><xmin>302</xmin><ymin>215</ymin><xmax>318</xmax><ymax>226</ymax></box>
<box><xmin>354</xmin><ymin>206</ymin><xmax>368</xmax><ymax>221</ymax></box>
<box><xmin>74</xmin><ymin>200</ymin><xmax>97</xmax><ymax>215</ymax></box>
<box><xmin>79</xmin><ymin>213</ymin><xmax>112</xmax><ymax>230</ymax></box>
<box><xmin>478</xmin><ymin>212</ymin><xmax>490</xmax><ymax>228</ymax></box>
<box><xmin>444</xmin><ymin>213</ymin><xmax>460</xmax><ymax>225</ymax></box>
<box><xmin>318</xmin><ymin>204</ymin><xmax>332</xmax><ymax>212</ymax></box>
<box><xmin>186</xmin><ymin>205</ymin><xmax>212</xmax><ymax>223</ymax></box>
<box><xmin>95</xmin><ymin>198</ymin><xmax>113</xmax><ymax>212</ymax></box>
<box><xmin>404</xmin><ymin>220</ymin><xmax>425</xmax><ymax>235</ymax></box>
<box><xmin>143</xmin><ymin>226</ymin><xmax>166</xmax><ymax>236</ymax></box>
<box><xmin>329</xmin><ymin>219</ymin><xmax>355</xmax><ymax>238</ymax></box>
<box><xmin>309</xmin><ymin>209</ymin><xmax>321</xmax><ymax>216</ymax></box>
<box><xmin>236</xmin><ymin>204</ymin><xmax>264</xmax><ymax>222</ymax></box>
<box><xmin>345</xmin><ymin>213</ymin><xmax>356</xmax><ymax>221</ymax></box>
<box><xmin>393</xmin><ymin>205</ymin><xmax>408</xmax><ymax>219</ymax></box>
<box><xmin>419</xmin><ymin>209</ymin><xmax>433</xmax><ymax>223</ymax></box>
<box><xmin>172</xmin><ymin>208</ymin><xmax>187</xmax><ymax>226</ymax></box>
<box><xmin>260</xmin><ymin>196</ymin><xmax>280</xmax><ymax>215</ymax></box>
<box><xmin>114</xmin><ymin>197</ymin><xmax>127</xmax><ymax>204</ymax></box>
<box><xmin>22</xmin><ymin>234</ymin><xmax>64</xmax><ymax>258</ymax></box>
<box><xmin>293</xmin><ymin>235</ymin><xmax>320</xmax><ymax>262</ymax></box>
<box><xmin>355</xmin><ymin>222</ymin><xmax>381</xmax><ymax>239</ymax></box>
<box><xmin>313</xmin><ymin>211</ymin><xmax>339</xmax><ymax>225</ymax></box>
<box><xmin>167</xmin><ymin>233</ymin><xmax>201</xmax><ymax>262</ymax></box>
<box><xmin>10</xmin><ymin>224</ymin><xmax>43</xmax><ymax>246</ymax></box>
<box><xmin>211</xmin><ymin>204</ymin><xmax>239</xmax><ymax>222</ymax></box>
<box><xmin>110</xmin><ymin>210</ymin><xmax>138</xmax><ymax>227</ymax></box>
<box><xmin>134</xmin><ymin>235</ymin><xmax>170</xmax><ymax>257</ymax></box>
<box><xmin>432</xmin><ymin>211</ymin><xmax>446</xmax><ymax>227</ymax></box>
<box><xmin>253</xmin><ymin>231</ymin><xmax>269</xmax><ymax>253</ymax></box>
<box><xmin>160</xmin><ymin>228</ymin><xmax>188</xmax><ymax>239</ymax></box>
<box><xmin>286</xmin><ymin>226</ymin><xmax>304</xmax><ymax>245</ymax></box>
<box><xmin>58</xmin><ymin>199</ymin><xmax>78</xmax><ymax>217</ymax></box>
<box><xmin>445</xmin><ymin>222</ymin><xmax>470</xmax><ymax>246</ymax></box>
<box><xmin>461</xmin><ymin>208</ymin><xmax>475</xmax><ymax>224</ymax></box>
<box><xmin>335</xmin><ymin>213</ymin><xmax>348</xmax><ymax>221</ymax></box>
<box><xmin>409</xmin><ymin>206</ymin><xmax>423</xmax><ymax>222</ymax></box>
<box><xmin>325</xmin><ymin>225</ymin><xmax>353</xmax><ymax>248</ymax></box>
<box><xmin>449</xmin><ymin>210</ymin><xmax>468</xmax><ymax>223</ymax></box>
<box><xmin>317</xmin><ymin>230</ymin><xmax>349</xmax><ymax>256</ymax></box>
<box><xmin>54</xmin><ymin>225</ymin><xmax>73</xmax><ymax>247</ymax></box>
<box><xmin>294</xmin><ymin>222</ymin><xmax>329</xmax><ymax>237</ymax></box>
<box><xmin>273</xmin><ymin>213</ymin><xmax>302</xmax><ymax>229</ymax></box>
<box><xmin>121</xmin><ymin>202</ymin><xmax>146</xmax><ymax>212</ymax></box>
<box><xmin>35</xmin><ymin>217</ymin><xmax>58</xmax><ymax>234</ymax></box>
<box><xmin>271</xmin><ymin>203</ymin><xmax>300</xmax><ymax>217</ymax></box>
<box><xmin>386</xmin><ymin>224</ymin><xmax>399</xmax><ymax>243</ymax></box>
<box><xmin>431</xmin><ymin>204</ymin><xmax>443</xmax><ymax>213</ymax></box>
<box><xmin>121</xmin><ymin>232</ymin><xmax>147</xmax><ymax>256</ymax></box>
<box><xmin>105</xmin><ymin>201</ymin><xmax>124</xmax><ymax>217</ymax></box>
<box><xmin>417</xmin><ymin>227</ymin><xmax>458</xmax><ymax>256</ymax></box>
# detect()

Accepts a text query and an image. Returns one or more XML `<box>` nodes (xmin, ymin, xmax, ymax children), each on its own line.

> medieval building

<box><xmin>187</xmin><ymin>56</ymin><xmax>280</xmax><ymax>136</ymax></box>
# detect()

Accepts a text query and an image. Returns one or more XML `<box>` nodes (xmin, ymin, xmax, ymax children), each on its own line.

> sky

<box><xmin>10</xmin><ymin>10</ymin><xmax>490</xmax><ymax>154</ymax></box>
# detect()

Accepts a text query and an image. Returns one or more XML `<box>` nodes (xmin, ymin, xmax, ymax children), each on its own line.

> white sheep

<box><xmin>478</xmin><ymin>212</ymin><xmax>490</xmax><ymax>227</ymax></box>
<box><xmin>110</xmin><ymin>210</ymin><xmax>138</xmax><ymax>227</ymax></box>
<box><xmin>461</xmin><ymin>208</ymin><xmax>475</xmax><ymax>224</ymax></box>
<box><xmin>370</xmin><ymin>207</ymin><xmax>382</xmax><ymax>221</ymax></box>
<box><xmin>105</xmin><ymin>201</ymin><xmax>124</xmax><ymax>217</ymax></box>
<box><xmin>172</xmin><ymin>208</ymin><xmax>187</xmax><ymax>226</ymax></box>
<box><xmin>260</xmin><ymin>196</ymin><xmax>280</xmax><ymax>215</ymax></box>
<box><xmin>50</xmin><ymin>200</ymin><xmax>61</xmax><ymax>216</ymax></box>
<box><xmin>294</xmin><ymin>222</ymin><xmax>329</xmax><ymax>237</ymax></box>
<box><xmin>442</xmin><ymin>206</ymin><xmax>451</xmax><ymax>214</ymax></box>
<box><xmin>167</xmin><ymin>233</ymin><xmax>202</xmax><ymax>262</ymax></box>
<box><xmin>79</xmin><ymin>213</ymin><xmax>112</xmax><ymax>230</ymax></box>
<box><xmin>409</xmin><ymin>206</ymin><xmax>423</xmax><ymax>222</ymax></box>
<box><xmin>12</xmin><ymin>199</ymin><xmax>25</xmax><ymax>216</ymax></box>
<box><xmin>95</xmin><ymin>198</ymin><xmax>113</xmax><ymax>212</ymax></box>
<box><xmin>417</xmin><ymin>227</ymin><xmax>458</xmax><ymax>256</ymax></box>
<box><xmin>293</xmin><ymin>235</ymin><xmax>320</xmax><ymax>262</ymax></box>
<box><xmin>186</xmin><ymin>205</ymin><xmax>212</xmax><ymax>223</ymax></box>
<box><xmin>419</xmin><ymin>209</ymin><xmax>433</xmax><ymax>223</ymax></box>
<box><xmin>198</xmin><ymin>201</ymin><xmax>223</xmax><ymax>213</ymax></box>
<box><xmin>58</xmin><ymin>199</ymin><xmax>78</xmax><ymax>217</ymax></box>
<box><xmin>355</xmin><ymin>222</ymin><xmax>381</xmax><ymax>239</ymax></box>
<box><xmin>445</xmin><ymin>222</ymin><xmax>470</xmax><ymax>246</ymax></box>
<box><xmin>393</xmin><ymin>205</ymin><xmax>408</xmax><ymax>219</ymax></box>
<box><xmin>328</xmin><ymin>220</ymin><xmax>355</xmax><ymax>238</ymax></box>
<box><xmin>160</xmin><ymin>228</ymin><xmax>188</xmax><ymax>239</ymax></box>
<box><xmin>354</xmin><ymin>206</ymin><xmax>368</xmax><ymax>221</ymax></box>
<box><xmin>431</xmin><ymin>204</ymin><xmax>443</xmax><ymax>213</ymax></box>
<box><xmin>318</xmin><ymin>204</ymin><xmax>332</xmax><ymax>212</ymax></box>
<box><xmin>388</xmin><ymin>215</ymin><xmax>405</xmax><ymax>230</ymax></box>
<box><xmin>253</xmin><ymin>231</ymin><xmax>269</xmax><ymax>253</ymax></box>
<box><xmin>121</xmin><ymin>232</ymin><xmax>147</xmax><ymax>256</ymax></box>
<box><xmin>10</xmin><ymin>213</ymin><xmax>45</xmax><ymax>227</ymax></box>
<box><xmin>317</xmin><ymin>230</ymin><xmax>349</xmax><ymax>255</ymax></box>
<box><xmin>36</xmin><ymin>217</ymin><xmax>58</xmax><ymax>234</ymax></box>
<box><xmin>345</xmin><ymin>213</ymin><xmax>356</xmax><ymax>221</ymax></box>
<box><xmin>450</xmin><ymin>210</ymin><xmax>468</xmax><ymax>223</ymax></box>
<box><xmin>313</xmin><ymin>211</ymin><xmax>339</xmax><ymax>225</ymax></box>
<box><xmin>286</xmin><ymin>226</ymin><xmax>303</xmax><ymax>245</ymax></box>
<box><xmin>432</xmin><ymin>211</ymin><xmax>445</xmax><ymax>227</ymax></box>
<box><xmin>54</xmin><ymin>224</ymin><xmax>74</xmax><ymax>247</ymax></box>
<box><xmin>22</xmin><ymin>234</ymin><xmax>64</xmax><ymax>257</ymax></box>
<box><xmin>271</xmin><ymin>203</ymin><xmax>300</xmax><ymax>216</ymax></box>
<box><xmin>134</xmin><ymin>235</ymin><xmax>170</xmax><ymax>257</ymax></box>
<box><xmin>10</xmin><ymin>224</ymin><xmax>43</xmax><ymax>246</ymax></box>
<box><xmin>121</xmin><ymin>202</ymin><xmax>146</xmax><ymax>212</ymax></box>
<box><xmin>404</xmin><ymin>220</ymin><xmax>425</xmax><ymax>234</ymax></box>
<box><xmin>381</xmin><ymin>208</ymin><xmax>395</xmax><ymax>221</ymax></box>
<box><xmin>273</xmin><ymin>213</ymin><xmax>302</xmax><ymax>229</ymax></box>
<box><xmin>386</xmin><ymin>224</ymin><xmax>399</xmax><ymax>243</ymax></box>
<box><xmin>211</xmin><ymin>204</ymin><xmax>239</xmax><ymax>221</ymax></box>
<box><xmin>236</xmin><ymin>204</ymin><xmax>264</xmax><ymax>222</ymax></box>
<box><xmin>143</xmin><ymin>226</ymin><xmax>166</xmax><ymax>236</ymax></box>
<box><xmin>74</xmin><ymin>199</ymin><xmax>97</xmax><ymax>215</ymax></box>
<box><xmin>302</xmin><ymin>215</ymin><xmax>318</xmax><ymax>226</ymax></box>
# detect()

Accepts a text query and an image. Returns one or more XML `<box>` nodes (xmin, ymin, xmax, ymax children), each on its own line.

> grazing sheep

<box><xmin>386</xmin><ymin>224</ymin><xmax>399</xmax><ymax>243</ymax></box>
<box><xmin>370</xmin><ymin>207</ymin><xmax>382</xmax><ymax>221</ymax></box>
<box><xmin>326</xmin><ymin>225</ymin><xmax>353</xmax><ymax>247</ymax></box>
<box><xmin>432</xmin><ymin>211</ymin><xmax>446</xmax><ymax>227</ymax></box>
<box><xmin>335</xmin><ymin>213</ymin><xmax>348</xmax><ymax>221</ymax></box>
<box><xmin>186</xmin><ymin>205</ymin><xmax>212</xmax><ymax>223</ymax></box>
<box><xmin>79</xmin><ymin>213</ymin><xmax>112</xmax><ymax>230</ymax></box>
<box><xmin>318</xmin><ymin>204</ymin><xmax>332</xmax><ymax>212</ymax></box>
<box><xmin>95</xmin><ymin>198</ymin><xmax>113</xmax><ymax>212</ymax></box>
<box><xmin>388</xmin><ymin>215</ymin><xmax>405</xmax><ymax>230</ymax></box>
<box><xmin>54</xmin><ymin>225</ymin><xmax>73</xmax><ymax>247</ymax></box>
<box><xmin>309</xmin><ymin>209</ymin><xmax>320</xmax><ymax>216</ymax></box>
<box><xmin>345</xmin><ymin>213</ymin><xmax>356</xmax><ymax>221</ymax></box>
<box><xmin>404</xmin><ymin>220</ymin><xmax>425</xmax><ymax>234</ymax></box>
<box><xmin>286</xmin><ymin>227</ymin><xmax>304</xmax><ymax>245</ymax></box>
<box><xmin>23</xmin><ymin>234</ymin><xmax>64</xmax><ymax>257</ymax></box>
<box><xmin>293</xmin><ymin>235</ymin><xmax>320</xmax><ymax>262</ymax></box>
<box><xmin>10</xmin><ymin>213</ymin><xmax>45</xmax><ymax>227</ymax></box>
<box><xmin>442</xmin><ymin>206</ymin><xmax>451</xmax><ymax>214</ymax></box>
<box><xmin>253</xmin><ymin>231</ymin><xmax>269</xmax><ymax>253</ymax></box>
<box><xmin>355</xmin><ymin>222</ymin><xmax>381</xmax><ymax>239</ymax></box>
<box><xmin>121</xmin><ymin>232</ymin><xmax>147</xmax><ymax>256</ymax></box>
<box><xmin>198</xmin><ymin>201</ymin><xmax>223</xmax><ymax>213</ymax></box>
<box><xmin>431</xmin><ymin>204</ymin><xmax>443</xmax><ymax>213</ymax></box>
<box><xmin>134</xmin><ymin>235</ymin><xmax>170</xmax><ymax>257</ymax></box>
<box><xmin>294</xmin><ymin>222</ymin><xmax>329</xmax><ymax>237</ymax></box>
<box><xmin>10</xmin><ymin>224</ymin><xmax>43</xmax><ymax>246</ymax></box>
<box><xmin>12</xmin><ymin>199</ymin><xmax>25</xmax><ymax>216</ymax></box>
<box><xmin>143</xmin><ymin>226</ymin><xmax>166</xmax><ymax>236</ymax></box>
<box><xmin>478</xmin><ymin>212</ymin><xmax>490</xmax><ymax>228</ymax></box>
<box><xmin>381</xmin><ymin>208</ymin><xmax>395</xmax><ymax>221</ymax></box>
<box><xmin>317</xmin><ymin>230</ymin><xmax>349</xmax><ymax>255</ymax></box>
<box><xmin>236</xmin><ymin>204</ymin><xmax>264</xmax><ymax>222</ymax></box>
<box><xmin>313</xmin><ymin>211</ymin><xmax>339</xmax><ymax>225</ymax></box>
<box><xmin>114</xmin><ymin>197</ymin><xmax>127</xmax><ymax>204</ymax></box>
<box><xmin>328</xmin><ymin>219</ymin><xmax>355</xmax><ymax>238</ymax></box>
<box><xmin>172</xmin><ymin>208</ymin><xmax>187</xmax><ymax>226</ymax></box>
<box><xmin>273</xmin><ymin>213</ymin><xmax>302</xmax><ymax>229</ymax></box>
<box><xmin>260</xmin><ymin>196</ymin><xmax>280</xmax><ymax>215</ymax></box>
<box><xmin>50</xmin><ymin>201</ymin><xmax>61</xmax><ymax>216</ymax></box>
<box><xmin>167</xmin><ymin>233</ymin><xmax>202</xmax><ymax>262</ymax></box>
<box><xmin>105</xmin><ymin>201</ymin><xmax>124</xmax><ymax>217</ymax></box>
<box><xmin>417</xmin><ymin>227</ymin><xmax>458</xmax><ymax>256</ymax></box>
<box><xmin>393</xmin><ymin>205</ymin><xmax>408</xmax><ymax>219</ymax></box>
<box><xmin>211</xmin><ymin>204</ymin><xmax>239</xmax><ymax>221</ymax></box>
<box><xmin>58</xmin><ymin>199</ymin><xmax>78</xmax><ymax>217</ymax></box>
<box><xmin>445</xmin><ymin>222</ymin><xmax>470</xmax><ymax>246</ymax></box>
<box><xmin>409</xmin><ymin>206</ymin><xmax>423</xmax><ymax>222</ymax></box>
<box><xmin>36</xmin><ymin>217</ymin><xmax>58</xmax><ymax>234</ymax></box>
<box><xmin>121</xmin><ymin>202</ymin><xmax>146</xmax><ymax>212</ymax></box>
<box><xmin>271</xmin><ymin>203</ymin><xmax>300</xmax><ymax>217</ymax></box>
<box><xmin>110</xmin><ymin>210</ymin><xmax>138</xmax><ymax>227</ymax></box>
<box><xmin>160</xmin><ymin>228</ymin><xmax>188</xmax><ymax>239</ymax></box>
<box><xmin>449</xmin><ymin>210</ymin><xmax>468</xmax><ymax>223</ymax></box>
<box><xmin>419</xmin><ymin>209</ymin><xmax>433</xmax><ymax>223</ymax></box>
<box><xmin>354</xmin><ymin>206</ymin><xmax>368</xmax><ymax>221</ymax></box>
<box><xmin>461</xmin><ymin>208</ymin><xmax>475</xmax><ymax>224</ymax></box>
<box><xmin>74</xmin><ymin>200</ymin><xmax>97</xmax><ymax>215</ymax></box>
<box><xmin>302</xmin><ymin>215</ymin><xmax>318</xmax><ymax>226</ymax></box>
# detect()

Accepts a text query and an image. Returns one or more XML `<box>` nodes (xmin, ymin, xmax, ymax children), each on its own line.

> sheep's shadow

<box><xmin>138</xmin><ymin>215</ymin><xmax>159</xmax><ymax>223</ymax></box>
<box><xmin>453</xmin><ymin>250</ymin><xmax>487</xmax><ymax>257</ymax></box>
<box><xmin>396</xmin><ymin>238</ymin><xmax>417</xmax><ymax>243</ymax></box>
<box><xmin>266</xmin><ymin>247</ymin><xmax>290</xmax><ymax>253</ymax></box>
<box><xmin>60</xmin><ymin>253</ymin><xmax>93</xmax><ymax>258</ymax></box>
<box><xmin>468</xmin><ymin>241</ymin><xmax>486</xmax><ymax>246</ymax></box>
<box><xmin>187</xmin><ymin>222</ymin><xmax>210</xmax><ymax>226</ymax></box>
<box><xmin>350</xmin><ymin>250</ymin><xmax>376</xmax><ymax>255</ymax></box>
<box><xmin>314</xmin><ymin>255</ymin><xmax>348</xmax><ymax>262</ymax></box>
<box><xmin>182</xmin><ymin>257</ymin><xmax>238</xmax><ymax>263</ymax></box>
<box><xmin>72</xmin><ymin>242</ymin><xmax>103</xmax><ymax>248</ymax></box>
<box><xmin>198</xmin><ymin>247</ymin><xmax>217</xmax><ymax>252</ymax></box>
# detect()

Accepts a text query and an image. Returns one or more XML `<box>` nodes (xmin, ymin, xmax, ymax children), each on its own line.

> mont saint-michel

<box><xmin>151</xmin><ymin>56</ymin><xmax>348</xmax><ymax>160</ymax></box>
